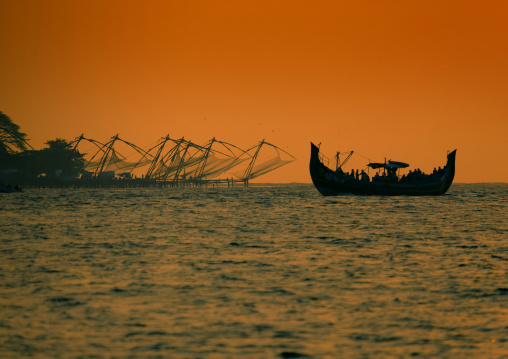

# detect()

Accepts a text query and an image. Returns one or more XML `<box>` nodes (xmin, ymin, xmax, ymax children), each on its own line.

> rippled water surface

<box><xmin>1</xmin><ymin>183</ymin><xmax>507</xmax><ymax>358</ymax></box>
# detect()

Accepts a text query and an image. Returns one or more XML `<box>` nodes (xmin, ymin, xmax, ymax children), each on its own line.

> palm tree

<box><xmin>0</xmin><ymin>111</ymin><xmax>30</xmax><ymax>154</ymax></box>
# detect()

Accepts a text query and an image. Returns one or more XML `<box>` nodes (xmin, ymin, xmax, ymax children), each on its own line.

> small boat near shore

<box><xmin>0</xmin><ymin>183</ymin><xmax>22</xmax><ymax>193</ymax></box>
<box><xmin>309</xmin><ymin>142</ymin><xmax>456</xmax><ymax>196</ymax></box>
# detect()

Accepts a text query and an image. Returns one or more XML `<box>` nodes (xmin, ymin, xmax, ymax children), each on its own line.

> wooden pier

<box><xmin>13</xmin><ymin>177</ymin><xmax>250</xmax><ymax>189</ymax></box>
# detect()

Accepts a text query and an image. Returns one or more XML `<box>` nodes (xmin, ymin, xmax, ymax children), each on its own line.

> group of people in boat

<box><xmin>399</xmin><ymin>167</ymin><xmax>445</xmax><ymax>183</ymax></box>
<box><xmin>337</xmin><ymin>168</ymin><xmax>371</xmax><ymax>182</ymax></box>
<box><xmin>337</xmin><ymin>167</ymin><xmax>445</xmax><ymax>184</ymax></box>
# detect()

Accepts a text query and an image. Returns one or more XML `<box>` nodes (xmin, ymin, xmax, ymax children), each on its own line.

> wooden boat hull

<box><xmin>0</xmin><ymin>184</ymin><xmax>22</xmax><ymax>193</ymax></box>
<box><xmin>309</xmin><ymin>143</ymin><xmax>456</xmax><ymax>196</ymax></box>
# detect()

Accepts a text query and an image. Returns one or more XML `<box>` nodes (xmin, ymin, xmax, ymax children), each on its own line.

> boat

<box><xmin>309</xmin><ymin>142</ymin><xmax>456</xmax><ymax>196</ymax></box>
<box><xmin>0</xmin><ymin>183</ymin><xmax>22</xmax><ymax>193</ymax></box>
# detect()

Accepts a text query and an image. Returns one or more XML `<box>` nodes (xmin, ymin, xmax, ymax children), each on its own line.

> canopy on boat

<box><xmin>388</xmin><ymin>160</ymin><xmax>409</xmax><ymax>168</ymax></box>
<box><xmin>367</xmin><ymin>160</ymin><xmax>409</xmax><ymax>169</ymax></box>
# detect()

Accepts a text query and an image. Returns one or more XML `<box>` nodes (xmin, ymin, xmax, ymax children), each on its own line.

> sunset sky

<box><xmin>1</xmin><ymin>0</ymin><xmax>507</xmax><ymax>183</ymax></box>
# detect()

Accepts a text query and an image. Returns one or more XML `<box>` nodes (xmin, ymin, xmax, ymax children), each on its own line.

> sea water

<box><xmin>0</xmin><ymin>183</ymin><xmax>507</xmax><ymax>358</ymax></box>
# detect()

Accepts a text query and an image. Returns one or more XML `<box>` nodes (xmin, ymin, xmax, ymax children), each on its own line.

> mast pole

<box><xmin>243</xmin><ymin>139</ymin><xmax>264</xmax><ymax>180</ymax></box>
<box><xmin>195</xmin><ymin>137</ymin><xmax>215</xmax><ymax>180</ymax></box>
<box><xmin>160</xmin><ymin>137</ymin><xmax>184</xmax><ymax>181</ymax></box>
<box><xmin>146</xmin><ymin>135</ymin><xmax>169</xmax><ymax>179</ymax></box>
<box><xmin>95</xmin><ymin>135</ymin><xmax>118</xmax><ymax>177</ymax></box>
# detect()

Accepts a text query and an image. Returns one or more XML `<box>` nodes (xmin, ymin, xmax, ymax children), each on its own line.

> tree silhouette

<box><xmin>0</xmin><ymin>111</ymin><xmax>29</xmax><ymax>155</ymax></box>
<box><xmin>35</xmin><ymin>138</ymin><xmax>86</xmax><ymax>178</ymax></box>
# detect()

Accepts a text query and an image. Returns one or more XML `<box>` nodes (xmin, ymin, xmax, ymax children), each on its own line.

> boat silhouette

<box><xmin>309</xmin><ymin>142</ymin><xmax>456</xmax><ymax>196</ymax></box>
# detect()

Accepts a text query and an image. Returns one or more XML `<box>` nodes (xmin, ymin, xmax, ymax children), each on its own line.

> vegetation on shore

<box><xmin>1</xmin><ymin>111</ymin><xmax>295</xmax><ymax>188</ymax></box>
<box><xmin>0</xmin><ymin>111</ymin><xmax>85</xmax><ymax>183</ymax></box>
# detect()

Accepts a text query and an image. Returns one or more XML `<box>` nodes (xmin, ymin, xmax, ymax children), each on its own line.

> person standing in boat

<box><xmin>360</xmin><ymin>170</ymin><xmax>369</xmax><ymax>182</ymax></box>
<box><xmin>388</xmin><ymin>168</ymin><xmax>398</xmax><ymax>182</ymax></box>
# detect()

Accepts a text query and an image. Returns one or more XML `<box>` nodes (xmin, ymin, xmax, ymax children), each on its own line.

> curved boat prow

<box><xmin>440</xmin><ymin>149</ymin><xmax>457</xmax><ymax>194</ymax></box>
<box><xmin>446</xmin><ymin>149</ymin><xmax>457</xmax><ymax>170</ymax></box>
<box><xmin>310</xmin><ymin>142</ymin><xmax>320</xmax><ymax>158</ymax></box>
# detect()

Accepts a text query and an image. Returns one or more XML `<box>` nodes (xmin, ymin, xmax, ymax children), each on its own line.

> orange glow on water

<box><xmin>0</xmin><ymin>0</ymin><xmax>507</xmax><ymax>182</ymax></box>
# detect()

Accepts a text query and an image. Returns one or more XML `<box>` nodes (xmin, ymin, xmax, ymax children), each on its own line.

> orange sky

<box><xmin>1</xmin><ymin>0</ymin><xmax>507</xmax><ymax>183</ymax></box>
